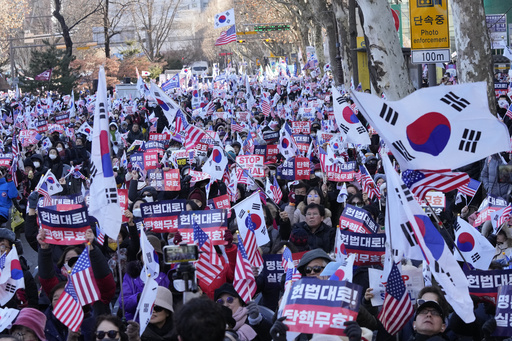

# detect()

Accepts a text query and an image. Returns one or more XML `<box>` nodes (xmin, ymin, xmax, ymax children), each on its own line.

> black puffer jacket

<box><xmin>290</xmin><ymin>221</ymin><xmax>336</xmax><ymax>253</ymax></box>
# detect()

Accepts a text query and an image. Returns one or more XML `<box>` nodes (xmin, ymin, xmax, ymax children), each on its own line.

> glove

<box><xmin>224</xmin><ymin>229</ymin><xmax>233</xmax><ymax>247</ymax></box>
<box><xmin>247</xmin><ymin>300</ymin><xmax>260</xmax><ymax>319</ymax></box>
<box><xmin>126</xmin><ymin>321</ymin><xmax>140</xmax><ymax>341</ymax></box>
<box><xmin>173</xmin><ymin>232</ymin><xmax>183</xmax><ymax>245</ymax></box>
<box><xmin>270</xmin><ymin>316</ymin><xmax>288</xmax><ymax>341</ymax></box>
<box><xmin>344</xmin><ymin>321</ymin><xmax>362</xmax><ymax>341</ymax></box>
<box><xmin>28</xmin><ymin>191</ymin><xmax>39</xmax><ymax>209</ymax></box>
<box><xmin>482</xmin><ymin>318</ymin><xmax>497</xmax><ymax>337</ymax></box>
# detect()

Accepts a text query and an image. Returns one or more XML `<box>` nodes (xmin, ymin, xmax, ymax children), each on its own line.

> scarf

<box><xmin>232</xmin><ymin>307</ymin><xmax>257</xmax><ymax>341</ymax></box>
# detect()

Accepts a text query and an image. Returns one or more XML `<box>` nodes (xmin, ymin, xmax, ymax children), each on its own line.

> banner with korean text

<box><xmin>335</xmin><ymin>229</ymin><xmax>385</xmax><ymax>266</ymax></box>
<box><xmin>178</xmin><ymin>209</ymin><xmax>227</xmax><ymax>245</ymax></box>
<box><xmin>38</xmin><ymin>206</ymin><xmax>90</xmax><ymax>245</ymax></box>
<box><xmin>339</xmin><ymin>205</ymin><xmax>379</xmax><ymax>234</ymax></box>
<box><xmin>140</xmin><ymin>199</ymin><xmax>186</xmax><ymax>233</ymax></box>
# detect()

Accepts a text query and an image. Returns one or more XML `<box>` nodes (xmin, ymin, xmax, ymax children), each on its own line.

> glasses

<box><xmin>307</xmin><ymin>194</ymin><xmax>319</xmax><ymax>199</ymax></box>
<box><xmin>349</xmin><ymin>201</ymin><xmax>364</xmax><ymax>208</ymax></box>
<box><xmin>217</xmin><ymin>296</ymin><xmax>235</xmax><ymax>305</ymax></box>
<box><xmin>95</xmin><ymin>330</ymin><xmax>119</xmax><ymax>340</ymax></box>
<box><xmin>305</xmin><ymin>266</ymin><xmax>325</xmax><ymax>274</ymax></box>
<box><xmin>153</xmin><ymin>305</ymin><xmax>165</xmax><ymax>313</ymax></box>
<box><xmin>417</xmin><ymin>308</ymin><xmax>442</xmax><ymax>317</ymax></box>
<box><xmin>67</xmin><ymin>256</ymin><xmax>79</xmax><ymax>267</ymax></box>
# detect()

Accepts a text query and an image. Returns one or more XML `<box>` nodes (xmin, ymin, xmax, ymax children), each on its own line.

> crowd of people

<box><xmin>0</xmin><ymin>67</ymin><xmax>511</xmax><ymax>341</ymax></box>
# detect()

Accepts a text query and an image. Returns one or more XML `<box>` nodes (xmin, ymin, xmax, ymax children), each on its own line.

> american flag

<box><xmin>402</xmin><ymin>169</ymin><xmax>470</xmax><ymax>200</ymax></box>
<box><xmin>496</xmin><ymin>204</ymin><xmax>512</xmax><ymax>229</ymax></box>
<box><xmin>10</xmin><ymin>134</ymin><xmax>19</xmax><ymax>187</ymax></box>
<box><xmin>185</xmin><ymin>125</ymin><xmax>206</xmax><ymax>152</ymax></box>
<box><xmin>260</xmin><ymin>93</ymin><xmax>271</xmax><ymax>116</ymax></box>
<box><xmin>203</xmin><ymin>101</ymin><xmax>216</xmax><ymax>116</ymax></box>
<box><xmin>236</xmin><ymin>167</ymin><xmax>251</xmax><ymax>185</ymax></box>
<box><xmin>266</xmin><ymin>177</ymin><xmax>283</xmax><ymax>204</ymax></box>
<box><xmin>175</xmin><ymin>109</ymin><xmax>189</xmax><ymax>134</ymax></box>
<box><xmin>215</xmin><ymin>25</ymin><xmax>237</xmax><ymax>46</ymax></box>
<box><xmin>243</xmin><ymin>215</ymin><xmax>264</xmax><ymax>268</ymax></box>
<box><xmin>359</xmin><ymin>165</ymin><xmax>380</xmax><ymax>200</ymax></box>
<box><xmin>69</xmin><ymin>165</ymin><xmax>86</xmax><ymax>180</ymax></box>
<box><xmin>506</xmin><ymin>103</ymin><xmax>512</xmax><ymax>120</ymax></box>
<box><xmin>36</xmin><ymin>183</ymin><xmax>53</xmax><ymax>206</ymax></box>
<box><xmin>231</xmin><ymin>118</ymin><xmax>244</xmax><ymax>132</ymax></box>
<box><xmin>0</xmin><ymin>252</ymin><xmax>6</xmax><ymax>269</ymax></box>
<box><xmin>234</xmin><ymin>234</ymin><xmax>257</xmax><ymax>303</ymax></box>
<box><xmin>96</xmin><ymin>225</ymin><xmax>105</xmax><ymax>245</ymax></box>
<box><xmin>458</xmin><ymin>178</ymin><xmax>481</xmax><ymax>197</ymax></box>
<box><xmin>69</xmin><ymin>247</ymin><xmax>100</xmax><ymax>306</ymax></box>
<box><xmin>378</xmin><ymin>263</ymin><xmax>414</xmax><ymax>335</ymax></box>
<box><xmin>281</xmin><ymin>247</ymin><xmax>300</xmax><ymax>290</ymax></box>
<box><xmin>53</xmin><ymin>280</ymin><xmax>84</xmax><ymax>332</ymax></box>
<box><xmin>242</xmin><ymin>134</ymin><xmax>254</xmax><ymax>155</ymax></box>
<box><xmin>193</xmin><ymin>221</ymin><xmax>222</xmax><ymax>286</ymax></box>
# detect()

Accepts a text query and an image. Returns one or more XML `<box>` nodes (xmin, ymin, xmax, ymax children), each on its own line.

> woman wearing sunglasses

<box><xmin>93</xmin><ymin>315</ymin><xmax>128</xmax><ymax>341</ymax></box>
<box><xmin>140</xmin><ymin>286</ymin><xmax>175</xmax><ymax>341</ymax></box>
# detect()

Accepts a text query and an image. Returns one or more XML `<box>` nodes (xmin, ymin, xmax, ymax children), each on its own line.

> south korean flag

<box><xmin>351</xmin><ymin>82</ymin><xmax>510</xmax><ymax>170</ymax></box>
<box><xmin>278</xmin><ymin>123</ymin><xmax>298</xmax><ymax>160</ymax></box>
<box><xmin>332</xmin><ymin>86</ymin><xmax>370</xmax><ymax>145</ymax></box>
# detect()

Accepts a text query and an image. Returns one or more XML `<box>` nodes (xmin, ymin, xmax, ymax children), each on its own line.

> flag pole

<box><xmin>116</xmin><ymin>236</ymin><xmax>126</xmax><ymax>322</ymax></box>
<box><xmin>424</xmin><ymin>200</ymin><xmax>470</xmax><ymax>267</ymax></box>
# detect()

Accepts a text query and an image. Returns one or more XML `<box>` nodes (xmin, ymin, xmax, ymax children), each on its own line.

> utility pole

<box><xmin>10</xmin><ymin>37</ymin><xmax>15</xmax><ymax>88</ymax></box>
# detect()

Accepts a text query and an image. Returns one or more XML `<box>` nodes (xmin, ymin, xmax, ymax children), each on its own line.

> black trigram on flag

<box><xmin>392</xmin><ymin>140</ymin><xmax>415</xmax><ymax>161</ymax></box>
<box><xmin>432</xmin><ymin>261</ymin><xmax>455</xmax><ymax>285</ymax></box>
<box><xmin>335</xmin><ymin>96</ymin><xmax>347</xmax><ymax>105</ymax></box>
<box><xmin>252</xmin><ymin>203</ymin><xmax>261</xmax><ymax>211</ymax></box>
<box><xmin>5</xmin><ymin>283</ymin><xmax>16</xmax><ymax>293</ymax></box>
<box><xmin>98</xmin><ymin>102</ymin><xmax>107</xmax><ymax>119</ymax></box>
<box><xmin>400</xmin><ymin>221</ymin><xmax>418</xmax><ymax>247</ymax></box>
<box><xmin>379</xmin><ymin>103</ymin><xmax>399</xmax><ymax>125</ymax></box>
<box><xmin>458</xmin><ymin>129</ymin><xmax>481</xmax><ymax>153</ymax></box>
<box><xmin>339</xmin><ymin>123</ymin><xmax>349</xmax><ymax>134</ymax></box>
<box><xmin>105</xmin><ymin>187</ymin><xmax>118</xmax><ymax>204</ymax></box>
<box><xmin>401</xmin><ymin>184</ymin><xmax>414</xmax><ymax>202</ymax></box>
<box><xmin>356</xmin><ymin>126</ymin><xmax>366</xmax><ymax>134</ymax></box>
<box><xmin>440</xmin><ymin>92</ymin><xmax>470</xmax><ymax>112</ymax></box>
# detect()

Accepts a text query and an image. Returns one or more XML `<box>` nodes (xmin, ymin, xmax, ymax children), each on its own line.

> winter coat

<box><xmin>291</xmin><ymin>221</ymin><xmax>336</xmax><ymax>253</ymax></box>
<box><xmin>292</xmin><ymin>201</ymin><xmax>332</xmax><ymax>227</ymax></box>
<box><xmin>481</xmin><ymin>154</ymin><xmax>512</xmax><ymax>200</ymax></box>
<box><xmin>120</xmin><ymin>261</ymin><xmax>170</xmax><ymax>321</ymax></box>
<box><xmin>0</xmin><ymin>177</ymin><xmax>18</xmax><ymax>219</ymax></box>
<box><xmin>141</xmin><ymin>318</ymin><xmax>174</xmax><ymax>341</ymax></box>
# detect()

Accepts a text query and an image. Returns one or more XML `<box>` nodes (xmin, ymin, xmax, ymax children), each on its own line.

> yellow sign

<box><xmin>76</xmin><ymin>46</ymin><xmax>90</xmax><ymax>50</ymax></box>
<box><xmin>409</xmin><ymin>0</ymin><xmax>449</xmax><ymax>49</ymax></box>
<box><xmin>236</xmin><ymin>31</ymin><xmax>257</xmax><ymax>35</ymax></box>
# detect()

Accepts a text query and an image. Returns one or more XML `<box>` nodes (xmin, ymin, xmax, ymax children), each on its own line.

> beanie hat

<box><xmin>188</xmin><ymin>188</ymin><xmax>206</xmax><ymax>208</ymax></box>
<box><xmin>297</xmin><ymin>248</ymin><xmax>332</xmax><ymax>276</ymax></box>
<box><xmin>12</xmin><ymin>308</ymin><xmax>47</xmax><ymax>341</ymax></box>
<box><xmin>0</xmin><ymin>228</ymin><xmax>16</xmax><ymax>243</ymax></box>
<box><xmin>289</xmin><ymin>229</ymin><xmax>310</xmax><ymax>252</ymax></box>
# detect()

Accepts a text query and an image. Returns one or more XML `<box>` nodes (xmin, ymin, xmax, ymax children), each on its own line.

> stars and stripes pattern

<box><xmin>215</xmin><ymin>25</ymin><xmax>237</xmax><ymax>46</ymax></box>
<box><xmin>96</xmin><ymin>225</ymin><xmax>105</xmax><ymax>245</ymax></box>
<box><xmin>378</xmin><ymin>263</ymin><xmax>414</xmax><ymax>336</ymax></box>
<box><xmin>281</xmin><ymin>247</ymin><xmax>301</xmax><ymax>290</ymax></box>
<box><xmin>261</xmin><ymin>93</ymin><xmax>271</xmax><ymax>116</ymax></box>
<box><xmin>506</xmin><ymin>103</ymin><xmax>512</xmax><ymax>120</ymax></box>
<box><xmin>458</xmin><ymin>178</ymin><xmax>481</xmax><ymax>197</ymax></box>
<box><xmin>175</xmin><ymin>109</ymin><xmax>189</xmax><ymax>134</ymax></box>
<box><xmin>243</xmin><ymin>214</ymin><xmax>264</xmax><ymax>268</ymax></box>
<box><xmin>69</xmin><ymin>247</ymin><xmax>100</xmax><ymax>306</ymax></box>
<box><xmin>496</xmin><ymin>204</ymin><xmax>512</xmax><ymax>229</ymax></box>
<box><xmin>10</xmin><ymin>135</ymin><xmax>19</xmax><ymax>187</ymax></box>
<box><xmin>359</xmin><ymin>165</ymin><xmax>380</xmax><ymax>200</ymax></box>
<box><xmin>234</xmin><ymin>233</ymin><xmax>257</xmax><ymax>303</ymax></box>
<box><xmin>231</xmin><ymin>118</ymin><xmax>244</xmax><ymax>132</ymax></box>
<box><xmin>266</xmin><ymin>176</ymin><xmax>283</xmax><ymax>204</ymax></box>
<box><xmin>53</xmin><ymin>281</ymin><xmax>84</xmax><ymax>332</ymax></box>
<box><xmin>193</xmin><ymin>221</ymin><xmax>222</xmax><ymax>286</ymax></box>
<box><xmin>402</xmin><ymin>169</ymin><xmax>470</xmax><ymax>200</ymax></box>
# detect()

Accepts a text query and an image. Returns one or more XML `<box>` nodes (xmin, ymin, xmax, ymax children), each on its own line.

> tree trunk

<box><xmin>313</xmin><ymin>24</ymin><xmax>325</xmax><ymax>72</ymax></box>
<box><xmin>451</xmin><ymin>0</ymin><xmax>496</xmax><ymax>114</ymax></box>
<box><xmin>53</xmin><ymin>0</ymin><xmax>73</xmax><ymax>58</ymax></box>
<box><xmin>104</xmin><ymin>0</ymin><xmax>110</xmax><ymax>58</ymax></box>
<box><xmin>356</xmin><ymin>0</ymin><xmax>414</xmax><ymax>100</ymax></box>
<box><xmin>333</xmin><ymin>0</ymin><xmax>353</xmax><ymax>90</ymax></box>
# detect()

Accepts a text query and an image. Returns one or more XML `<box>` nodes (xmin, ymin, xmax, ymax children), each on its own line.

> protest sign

<box><xmin>325</xmin><ymin>162</ymin><xmax>357</xmax><ymax>182</ymax></box>
<box><xmin>38</xmin><ymin>206</ymin><xmax>90</xmax><ymax>245</ymax></box>
<box><xmin>172</xmin><ymin>150</ymin><xmax>189</xmax><ymax>166</ymax></box>
<box><xmin>147</xmin><ymin>169</ymin><xmax>165</xmax><ymax>191</ymax></box>
<box><xmin>339</xmin><ymin>204</ymin><xmax>379</xmax><ymax>234</ymax></box>
<box><xmin>118</xmin><ymin>189</ymin><xmax>129</xmax><ymax>223</ymax></box>
<box><xmin>280</xmin><ymin>278</ymin><xmax>362</xmax><ymax>336</ymax></box>
<box><xmin>149</xmin><ymin>133</ymin><xmax>171</xmax><ymax>142</ymax></box>
<box><xmin>473</xmin><ymin>195</ymin><xmax>508</xmax><ymax>227</ymax></box>
<box><xmin>130</xmin><ymin>152</ymin><xmax>145</xmax><ymax>170</ymax></box>
<box><xmin>163</xmin><ymin>169</ymin><xmax>181</xmax><ymax>191</ymax></box>
<box><xmin>178</xmin><ymin>209</ymin><xmax>227</xmax><ymax>245</ymax></box>
<box><xmin>293</xmin><ymin>134</ymin><xmax>311</xmax><ymax>155</ymax></box>
<box><xmin>291</xmin><ymin>121</ymin><xmax>311</xmax><ymax>134</ymax></box>
<box><xmin>494</xmin><ymin>285</ymin><xmax>512</xmax><ymax>336</ymax></box>
<box><xmin>141</xmin><ymin>199</ymin><xmax>186</xmax><ymax>233</ymax></box>
<box><xmin>465</xmin><ymin>268</ymin><xmax>512</xmax><ymax>304</ymax></box>
<box><xmin>335</xmin><ymin>229</ymin><xmax>385</xmax><ymax>266</ymax></box>
<box><xmin>143</xmin><ymin>151</ymin><xmax>159</xmax><ymax>170</ymax></box>
<box><xmin>189</xmin><ymin>170</ymin><xmax>210</xmax><ymax>182</ymax></box>
<box><xmin>237</xmin><ymin>155</ymin><xmax>265</xmax><ymax>178</ymax></box>
<box><xmin>262</xmin><ymin>254</ymin><xmax>285</xmax><ymax>289</ymax></box>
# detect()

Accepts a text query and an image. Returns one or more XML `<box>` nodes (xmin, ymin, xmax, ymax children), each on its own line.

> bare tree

<box><xmin>101</xmin><ymin>0</ymin><xmax>134</xmax><ymax>58</ymax></box>
<box><xmin>451</xmin><ymin>0</ymin><xmax>495</xmax><ymax>113</ymax></box>
<box><xmin>53</xmin><ymin>0</ymin><xmax>102</xmax><ymax>57</ymax></box>
<box><xmin>130</xmin><ymin>0</ymin><xmax>182</xmax><ymax>61</ymax></box>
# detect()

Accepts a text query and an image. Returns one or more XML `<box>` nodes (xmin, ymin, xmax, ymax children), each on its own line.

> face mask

<box><xmin>143</xmin><ymin>196</ymin><xmax>154</xmax><ymax>203</ymax></box>
<box><xmin>108</xmin><ymin>242</ymin><xmax>118</xmax><ymax>251</ymax></box>
<box><xmin>49</xmin><ymin>154</ymin><xmax>57</xmax><ymax>160</ymax></box>
<box><xmin>295</xmin><ymin>195</ymin><xmax>305</xmax><ymax>203</ymax></box>
<box><xmin>33</xmin><ymin>161</ymin><xmax>40</xmax><ymax>168</ymax></box>
<box><xmin>56</xmin><ymin>147</ymin><xmax>63</xmax><ymax>152</ymax></box>
<box><xmin>315</xmin><ymin>172</ymin><xmax>323</xmax><ymax>178</ymax></box>
<box><xmin>133</xmin><ymin>208</ymin><xmax>142</xmax><ymax>218</ymax></box>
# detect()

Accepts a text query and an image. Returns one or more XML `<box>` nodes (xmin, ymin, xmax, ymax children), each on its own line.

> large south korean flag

<box><xmin>351</xmin><ymin>82</ymin><xmax>510</xmax><ymax>170</ymax></box>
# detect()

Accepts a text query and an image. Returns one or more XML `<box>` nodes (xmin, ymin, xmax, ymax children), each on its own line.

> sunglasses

<box><xmin>153</xmin><ymin>305</ymin><xmax>166</xmax><ymax>313</ymax></box>
<box><xmin>349</xmin><ymin>202</ymin><xmax>364</xmax><ymax>208</ymax></box>
<box><xmin>417</xmin><ymin>308</ymin><xmax>442</xmax><ymax>317</ymax></box>
<box><xmin>305</xmin><ymin>266</ymin><xmax>325</xmax><ymax>274</ymax></box>
<box><xmin>95</xmin><ymin>330</ymin><xmax>119</xmax><ymax>340</ymax></box>
<box><xmin>67</xmin><ymin>256</ymin><xmax>79</xmax><ymax>267</ymax></box>
<box><xmin>216</xmin><ymin>296</ymin><xmax>235</xmax><ymax>305</ymax></box>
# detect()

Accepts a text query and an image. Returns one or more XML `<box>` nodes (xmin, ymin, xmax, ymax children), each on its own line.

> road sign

<box><xmin>409</xmin><ymin>0</ymin><xmax>450</xmax><ymax>50</ymax></box>
<box><xmin>411</xmin><ymin>49</ymin><xmax>450</xmax><ymax>64</ymax></box>
<box><xmin>236</xmin><ymin>31</ymin><xmax>257</xmax><ymax>35</ymax></box>
<box><xmin>254</xmin><ymin>25</ymin><xmax>290</xmax><ymax>32</ymax></box>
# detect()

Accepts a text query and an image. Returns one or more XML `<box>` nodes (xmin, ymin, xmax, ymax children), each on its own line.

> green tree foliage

<box><xmin>21</xmin><ymin>41</ymin><xmax>79</xmax><ymax>94</ymax></box>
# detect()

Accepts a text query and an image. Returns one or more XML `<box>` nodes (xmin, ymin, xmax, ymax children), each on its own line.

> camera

<box><xmin>163</xmin><ymin>244</ymin><xmax>199</xmax><ymax>264</ymax></box>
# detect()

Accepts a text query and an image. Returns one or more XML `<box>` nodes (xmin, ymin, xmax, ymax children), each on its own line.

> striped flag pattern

<box><xmin>378</xmin><ymin>263</ymin><xmax>414</xmax><ymax>335</ymax></box>
<box><xmin>234</xmin><ymin>234</ymin><xmax>257</xmax><ymax>303</ymax></box>
<box><xmin>359</xmin><ymin>165</ymin><xmax>380</xmax><ymax>200</ymax></box>
<box><xmin>507</xmin><ymin>103</ymin><xmax>512</xmax><ymax>120</ymax></box>
<box><xmin>193</xmin><ymin>221</ymin><xmax>222</xmax><ymax>286</ymax></box>
<box><xmin>402</xmin><ymin>169</ymin><xmax>470</xmax><ymax>200</ymax></box>
<box><xmin>231</xmin><ymin>118</ymin><xmax>244</xmax><ymax>132</ymax></box>
<box><xmin>69</xmin><ymin>247</ymin><xmax>100</xmax><ymax>306</ymax></box>
<box><xmin>266</xmin><ymin>177</ymin><xmax>283</xmax><ymax>204</ymax></box>
<box><xmin>496</xmin><ymin>204</ymin><xmax>512</xmax><ymax>229</ymax></box>
<box><xmin>53</xmin><ymin>283</ymin><xmax>84</xmax><ymax>332</ymax></box>
<box><xmin>261</xmin><ymin>93</ymin><xmax>271</xmax><ymax>116</ymax></box>
<box><xmin>175</xmin><ymin>110</ymin><xmax>189</xmax><ymax>134</ymax></box>
<box><xmin>243</xmin><ymin>215</ymin><xmax>264</xmax><ymax>268</ymax></box>
<box><xmin>458</xmin><ymin>178</ymin><xmax>481</xmax><ymax>197</ymax></box>
<box><xmin>10</xmin><ymin>135</ymin><xmax>19</xmax><ymax>187</ymax></box>
<box><xmin>215</xmin><ymin>25</ymin><xmax>237</xmax><ymax>46</ymax></box>
<box><xmin>185</xmin><ymin>125</ymin><xmax>206</xmax><ymax>152</ymax></box>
